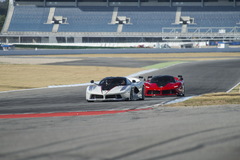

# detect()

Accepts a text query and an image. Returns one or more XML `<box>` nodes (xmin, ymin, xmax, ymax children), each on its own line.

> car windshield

<box><xmin>99</xmin><ymin>77</ymin><xmax>127</xmax><ymax>90</ymax></box>
<box><xmin>150</xmin><ymin>76</ymin><xmax>175</xmax><ymax>86</ymax></box>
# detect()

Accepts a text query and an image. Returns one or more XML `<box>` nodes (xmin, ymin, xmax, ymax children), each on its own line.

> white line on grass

<box><xmin>226</xmin><ymin>82</ymin><xmax>240</xmax><ymax>93</ymax></box>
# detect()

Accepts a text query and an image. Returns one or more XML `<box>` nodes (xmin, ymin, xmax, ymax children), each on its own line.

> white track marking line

<box><xmin>226</xmin><ymin>82</ymin><xmax>240</xmax><ymax>93</ymax></box>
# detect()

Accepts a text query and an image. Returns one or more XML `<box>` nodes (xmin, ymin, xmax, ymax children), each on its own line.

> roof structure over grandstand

<box><xmin>11</xmin><ymin>0</ymin><xmax>240</xmax><ymax>8</ymax></box>
<box><xmin>0</xmin><ymin>0</ymin><xmax>240</xmax><ymax>44</ymax></box>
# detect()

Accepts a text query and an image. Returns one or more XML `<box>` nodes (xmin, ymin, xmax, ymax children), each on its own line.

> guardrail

<box><xmin>1</xmin><ymin>27</ymin><xmax>240</xmax><ymax>43</ymax></box>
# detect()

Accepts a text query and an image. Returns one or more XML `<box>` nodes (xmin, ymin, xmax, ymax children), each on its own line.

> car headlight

<box><xmin>121</xmin><ymin>86</ymin><xmax>128</xmax><ymax>91</ymax></box>
<box><xmin>89</xmin><ymin>85</ymin><xmax>96</xmax><ymax>91</ymax></box>
<box><xmin>174</xmin><ymin>85</ymin><xmax>180</xmax><ymax>88</ymax></box>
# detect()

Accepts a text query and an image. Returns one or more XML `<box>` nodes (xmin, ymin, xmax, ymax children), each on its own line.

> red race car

<box><xmin>144</xmin><ymin>75</ymin><xmax>185</xmax><ymax>97</ymax></box>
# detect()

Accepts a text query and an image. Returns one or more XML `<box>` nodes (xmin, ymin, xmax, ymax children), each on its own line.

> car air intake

<box><xmin>106</xmin><ymin>95</ymin><xmax>122</xmax><ymax>99</ymax></box>
<box><xmin>90</xmin><ymin>95</ymin><xmax>103</xmax><ymax>99</ymax></box>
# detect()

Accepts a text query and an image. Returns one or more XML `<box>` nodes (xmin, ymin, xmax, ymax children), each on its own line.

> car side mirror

<box><xmin>178</xmin><ymin>75</ymin><xmax>183</xmax><ymax>80</ymax></box>
<box><xmin>132</xmin><ymin>80</ymin><xmax>136</xmax><ymax>83</ymax></box>
<box><xmin>90</xmin><ymin>80</ymin><xmax>94</xmax><ymax>83</ymax></box>
<box><xmin>138</xmin><ymin>76</ymin><xmax>145</xmax><ymax>81</ymax></box>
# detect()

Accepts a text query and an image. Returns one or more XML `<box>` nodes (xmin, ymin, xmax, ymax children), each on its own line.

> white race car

<box><xmin>86</xmin><ymin>77</ymin><xmax>145</xmax><ymax>102</ymax></box>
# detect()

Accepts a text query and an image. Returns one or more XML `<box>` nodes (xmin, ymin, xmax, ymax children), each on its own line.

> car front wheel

<box><xmin>140</xmin><ymin>87</ymin><xmax>145</xmax><ymax>100</ymax></box>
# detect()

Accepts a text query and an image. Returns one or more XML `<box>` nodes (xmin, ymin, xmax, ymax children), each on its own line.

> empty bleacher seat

<box><xmin>8</xmin><ymin>6</ymin><xmax>240</xmax><ymax>33</ymax></box>
<box><xmin>118</xmin><ymin>6</ymin><xmax>177</xmax><ymax>32</ymax></box>
<box><xmin>55</xmin><ymin>6</ymin><xmax>117</xmax><ymax>32</ymax></box>
<box><xmin>8</xmin><ymin>6</ymin><xmax>53</xmax><ymax>32</ymax></box>
<box><xmin>181</xmin><ymin>6</ymin><xmax>240</xmax><ymax>32</ymax></box>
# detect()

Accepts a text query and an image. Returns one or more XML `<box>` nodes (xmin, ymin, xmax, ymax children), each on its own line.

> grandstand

<box><xmin>0</xmin><ymin>0</ymin><xmax>240</xmax><ymax>45</ymax></box>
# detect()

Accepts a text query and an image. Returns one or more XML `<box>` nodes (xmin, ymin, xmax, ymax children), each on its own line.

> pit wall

<box><xmin>13</xmin><ymin>42</ymin><xmax>208</xmax><ymax>49</ymax></box>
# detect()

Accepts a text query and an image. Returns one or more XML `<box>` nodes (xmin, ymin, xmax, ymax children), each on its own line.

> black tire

<box><xmin>181</xmin><ymin>85</ymin><xmax>185</xmax><ymax>96</ymax></box>
<box><xmin>177</xmin><ymin>93</ymin><xmax>185</xmax><ymax>97</ymax></box>
<box><xmin>129</xmin><ymin>89</ymin><xmax>134</xmax><ymax>101</ymax></box>
<box><xmin>177</xmin><ymin>85</ymin><xmax>185</xmax><ymax>97</ymax></box>
<box><xmin>87</xmin><ymin>100</ymin><xmax>94</xmax><ymax>102</ymax></box>
<box><xmin>140</xmin><ymin>86</ymin><xmax>145</xmax><ymax>100</ymax></box>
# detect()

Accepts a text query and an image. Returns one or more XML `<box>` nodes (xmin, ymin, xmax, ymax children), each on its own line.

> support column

<box><xmin>52</xmin><ymin>24</ymin><xmax>59</xmax><ymax>33</ymax></box>
<box><xmin>117</xmin><ymin>24</ymin><xmax>123</xmax><ymax>33</ymax></box>
<box><xmin>110</xmin><ymin>7</ymin><xmax>118</xmax><ymax>24</ymax></box>
<box><xmin>175</xmin><ymin>7</ymin><xmax>181</xmax><ymax>24</ymax></box>
<box><xmin>49</xmin><ymin>37</ymin><xmax>57</xmax><ymax>43</ymax></box>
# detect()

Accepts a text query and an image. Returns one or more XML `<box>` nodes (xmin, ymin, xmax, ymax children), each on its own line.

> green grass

<box><xmin>166</xmin><ymin>92</ymin><xmax>240</xmax><ymax>107</ymax></box>
<box><xmin>229</xmin><ymin>84</ymin><xmax>240</xmax><ymax>93</ymax></box>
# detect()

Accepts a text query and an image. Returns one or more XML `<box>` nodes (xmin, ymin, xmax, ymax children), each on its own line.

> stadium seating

<box><xmin>8</xmin><ymin>6</ymin><xmax>53</xmax><ymax>32</ymax></box>
<box><xmin>55</xmin><ymin>6</ymin><xmax>117</xmax><ymax>32</ymax></box>
<box><xmin>7</xmin><ymin>5</ymin><xmax>240</xmax><ymax>33</ymax></box>
<box><xmin>181</xmin><ymin>6</ymin><xmax>240</xmax><ymax>32</ymax></box>
<box><xmin>118</xmin><ymin>6</ymin><xmax>177</xmax><ymax>32</ymax></box>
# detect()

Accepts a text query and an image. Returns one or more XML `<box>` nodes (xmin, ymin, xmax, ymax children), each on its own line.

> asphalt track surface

<box><xmin>0</xmin><ymin>53</ymin><xmax>240</xmax><ymax>160</ymax></box>
<box><xmin>1</xmin><ymin>47</ymin><xmax>240</xmax><ymax>56</ymax></box>
<box><xmin>1</xmin><ymin>59</ymin><xmax>240</xmax><ymax>115</ymax></box>
<box><xmin>47</xmin><ymin>57</ymin><xmax>161</xmax><ymax>68</ymax></box>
